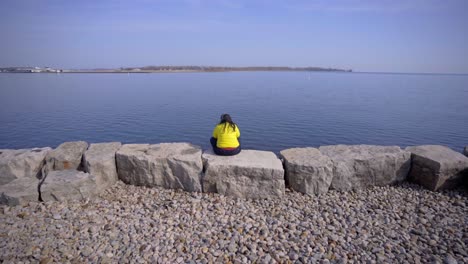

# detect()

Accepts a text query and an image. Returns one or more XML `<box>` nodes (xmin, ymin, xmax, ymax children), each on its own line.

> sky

<box><xmin>0</xmin><ymin>0</ymin><xmax>467</xmax><ymax>73</ymax></box>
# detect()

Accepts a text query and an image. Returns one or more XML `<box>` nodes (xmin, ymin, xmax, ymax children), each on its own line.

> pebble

<box><xmin>52</xmin><ymin>214</ymin><xmax>61</xmax><ymax>220</ymax></box>
<box><xmin>289</xmin><ymin>252</ymin><xmax>299</xmax><ymax>260</ymax></box>
<box><xmin>444</xmin><ymin>254</ymin><xmax>458</xmax><ymax>264</ymax></box>
<box><xmin>0</xmin><ymin>182</ymin><xmax>466</xmax><ymax>263</ymax></box>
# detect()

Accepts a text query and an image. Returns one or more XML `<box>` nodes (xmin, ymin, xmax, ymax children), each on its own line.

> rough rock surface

<box><xmin>116</xmin><ymin>143</ymin><xmax>203</xmax><ymax>192</ymax></box>
<box><xmin>203</xmin><ymin>149</ymin><xmax>285</xmax><ymax>198</ymax></box>
<box><xmin>0</xmin><ymin>147</ymin><xmax>51</xmax><ymax>185</ymax></box>
<box><xmin>319</xmin><ymin>145</ymin><xmax>411</xmax><ymax>191</ymax></box>
<box><xmin>40</xmin><ymin>170</ymin><xmax>98</xmax><ymax>202</ymax></box>
<box><xmin>0</xmin><ymin>177</ymin><xmax>38</xmax><ymax>206</ymax></box>
<box><xmin>46</xmin><ymin>141</ymin><xmax>88</xmax><ymax>171</ymax></box>
<box><xmin>280</xmin><ymin>148</ymin><xmax>333</xmax><ymax>195</ymax></box>
<box><xmin>83</xmin><ymin>142</ymin><xmax>122</xmax><ymax>191</ymax></box>
<box><xmin>406</xmin><ymin>145</ymin><xmax>468</xmax><ymax>191</ymax></box>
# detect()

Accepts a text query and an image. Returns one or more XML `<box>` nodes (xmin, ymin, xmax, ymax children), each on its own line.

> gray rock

<box><xmin>0</xmin><ymin>177</ymin><xmax>38</xmax><ymax>205</ymax></box>
<box><xmin>280</xmin><ymin>147</ymin><xmax>333</xmax><ymax>195</ymax></box>
<box><xmin>0</xmin><ymin>147</ymin><xmax>51</xmax><ymax>185</ymax></box>
<box><xmin>444</xmin><ymin>254</ymin><xmax>457</xmax><ymax>264</ymax></box>
<box><xmin>40</xmin><ymin>170</ymin><xmax>98</xmax><ymax>202</ymax></box>
<box><xmin>116</xmin><ymin>143</ymin><xmax>203</xmax><ymax>192</ymax></box>
<box><xmin>319</xmin><ymin>145</ymin><xmax>411</xmax><ymax>191</ymax></box>
<box><xmin>53</xmin><ymin>214</ymin><xmax>62</xmax><ymax>220</ymax></box>
<box><xmin>46</xmin><ymin>141</ymin><xmax>88</xmax><ymax>171</ymax></box>
<box><xmin>202</xmin><ymin>149</ymin><xmax>285</xmax><ymax>198</ymax></box>
<box><xmin>406</xmin><ymin>145</ymin><xmax>468</xmax><ymax>191</ymax></box>
<box><xmin>83</xmin><ymin>142</ymin><xmax>122</xmax><ymax>191</ymax></box>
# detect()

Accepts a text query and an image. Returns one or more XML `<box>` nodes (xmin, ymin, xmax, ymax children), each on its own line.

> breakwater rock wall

<box><xmin>1</xmin><ymin>142</ymin><xmax>467</xmax><ymax>206</ymax></box>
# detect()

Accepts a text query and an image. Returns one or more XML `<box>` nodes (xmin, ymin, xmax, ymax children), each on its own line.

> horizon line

<box><xmin>1</xmin><ymin>65</ymin><xmax>468</xmax><ymax>75</ymax></box>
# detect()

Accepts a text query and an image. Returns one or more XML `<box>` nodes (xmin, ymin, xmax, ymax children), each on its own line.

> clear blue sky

<box><xmin>1</xmin><ymin>0</ymin><xmax>467</xmax><ymax>73</ymax></box>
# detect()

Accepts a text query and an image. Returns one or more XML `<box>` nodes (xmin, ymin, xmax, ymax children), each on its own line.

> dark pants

<box><xmin>210</xmin><ymin>137</ymin><xmax>241</xmax><ymax>156</ymax></box>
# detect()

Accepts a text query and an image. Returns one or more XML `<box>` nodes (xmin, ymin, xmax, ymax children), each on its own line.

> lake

<box><xmin>0</xmin><ymin>72</ymin><xmax>467</xmax><ymax>153</ymax></box>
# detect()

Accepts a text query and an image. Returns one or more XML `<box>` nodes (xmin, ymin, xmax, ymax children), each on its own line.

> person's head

<box><xmin>220</xmin><ymin>113</ymin><xmax>233</xmax><ymax>124</ymax></box>
<box><xmin>219</xmin><ymin>113</ymin><xmax>236</xmax><ymax>131</ymax></box>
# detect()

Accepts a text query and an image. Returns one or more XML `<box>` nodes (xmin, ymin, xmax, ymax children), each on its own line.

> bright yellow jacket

<box><xmin>212</xmin><ymin>123</ymin><xmax>240</xmax><ymax>148</ymax></box>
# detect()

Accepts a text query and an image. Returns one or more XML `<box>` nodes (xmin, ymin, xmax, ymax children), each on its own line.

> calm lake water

<box><xmin>0</xmin><ymin>72</ymin><xmax>467</xmax><ymax>153</ymax></box>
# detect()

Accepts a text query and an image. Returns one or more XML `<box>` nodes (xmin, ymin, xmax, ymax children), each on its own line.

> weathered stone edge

<box><xmin>2</xmin><ymin>142</ymin><xmax>468</xmax><ymax>205</ymax></box>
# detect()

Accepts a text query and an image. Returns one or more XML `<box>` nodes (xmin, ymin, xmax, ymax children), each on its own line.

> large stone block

<box><xmin>280</xmin><ymin>148</ymin><xmax>333</xmax><ymax>195</ymax></box>
<box><xmin>40</xmin><ymin>170</ymin><xmax>98</xmax><ymax>202</ymax></box>
<box><xmin>319</xmin><ymin>145</ymin><xmax>411</xmax><ymax>191</ymax></box>
<box><xmin>116</xmin><ymin>143</ymin><xmax>203</xmax><ymax>192</ymax></box>
<box><xmin>46</xmin><ymin>141</ymin><xmax>88</xmax><ymax>171</ymax></box>
<box><xmin>83</xmin><ymin>142</ymin><xmax>121</xmax><ymax>191</ymax></box>
<box><xmin>0</xmin><ymin>177</ymin><xmax>38</xmax><ymax>206</ymax></box>
<box><xmin>406</xmin><ymin>145</ymin><xmax>468</xmax><ymax>191</ymax></box>
<box><xmin>202</xmin><ymin>150</ymin><xmax>285</xmax><ymax>198</ymax></box>
<box><xmin>0</xmin><ymin>147</ymin><xmax>51</xmax><ymax>185</ymax></box>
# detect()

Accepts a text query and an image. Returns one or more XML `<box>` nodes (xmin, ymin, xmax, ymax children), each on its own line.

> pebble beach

<box><xmin>1</xmin><ymin>182</ymin><xmax>467</xmax><ymax>264</ymax></box>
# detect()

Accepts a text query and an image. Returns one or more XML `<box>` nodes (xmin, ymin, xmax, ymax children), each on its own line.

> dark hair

<box><xmin>219</xmin><ymin>113</ymin><xmax>236</xmax><ymax>131</ymax></box>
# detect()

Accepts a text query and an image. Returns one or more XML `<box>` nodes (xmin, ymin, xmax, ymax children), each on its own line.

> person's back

<box><xmin>213</xmin><ymin>123</ymin><xmax>240</xmax><ymax>149</ymax></box>
<box><xmin>210</xmin><ymin>114</ymin><xmax>241</xmax><ymax>156</ymax></box>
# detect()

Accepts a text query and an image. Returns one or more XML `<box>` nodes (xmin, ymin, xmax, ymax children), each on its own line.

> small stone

<box><xmin>444</xmin><ymin>255</ymin><xmax>457</xmax><ymax>264</ymax></box>
<box><xmin>39</xmin><ymin>257</ymin><xmax>52</xmax><ymax>264</ymax></box>
<box><xmin>81</xmin><ymin>247</ymin><xmax>93</xmax><ymax>257</ymax></box>
<box><xmin>289</xmin><ymin>252</ymin><xmax>299</xmax><ymax>260</ymax></box>
<box><xmin>52</xmin><ymin>214</ymin><xmax>61</xmax><ymax>220</ymax></box>
<box><xmin>228</xmin><ymin>243</ymin><xmax>237</xmax><ymax>253</ymax></box>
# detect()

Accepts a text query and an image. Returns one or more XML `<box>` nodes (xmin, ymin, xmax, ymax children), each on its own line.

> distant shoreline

<box><xmin>2</xmin><ymin>70</ymin><xmax>467</xmax><ymax>76</ymax></box>
<box><xmin>0</xmin><ymin>66</ymin><xmax>352</xmax><ymax>74</ymax></box>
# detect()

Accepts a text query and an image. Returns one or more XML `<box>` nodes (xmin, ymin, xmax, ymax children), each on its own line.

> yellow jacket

<box><xmin>212</xmin><ymin>123</ymin><xmax>240</xmax><ymax>148</ymax></box>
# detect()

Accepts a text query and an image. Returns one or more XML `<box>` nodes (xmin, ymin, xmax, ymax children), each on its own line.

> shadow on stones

<box><xmin>77</xmin><ymin>154</ymin><xmax>86</xmax><ymax>172</ymax></box>
<box><xmin>37</xmin><ymin>162</ymin><xmax>49</xmax><ymax>202</ymax></box>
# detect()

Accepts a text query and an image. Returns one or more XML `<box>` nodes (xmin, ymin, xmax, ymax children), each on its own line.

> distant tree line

<box><xmin>120</xmin><ymin>66</ymin><xmax>351</xmax><ymax>72</ymax></box>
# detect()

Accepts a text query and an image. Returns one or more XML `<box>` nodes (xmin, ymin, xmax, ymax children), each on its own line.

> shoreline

<box><xmin>0</xmin><ymin>69</ymin><xmax>351</xmax><ymax>74</ymax></box>
<box><xmin>1</xmin><ymin>182</ymin><xmax>467</xmax><ymax>263</ymax></box>
<box><xmin>0</xmin><ymin>66</ymin><xmax>352</xmax><ymax>74</ymax></box>
<box><xmin>1</xmin><ymin>142</ymin><xmax>467</xmax><ymax>262</ymax></box>
<box><xmin>2</xmin><ymin>70</ymin><xmax>467</xmax><ymax>76</ymax></box>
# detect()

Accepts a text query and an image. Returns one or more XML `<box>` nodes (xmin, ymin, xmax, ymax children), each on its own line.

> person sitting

<box><xmin>210</xmin><ymin>114</ymin><xmax>241</xmax><ymax>156</ymax></box>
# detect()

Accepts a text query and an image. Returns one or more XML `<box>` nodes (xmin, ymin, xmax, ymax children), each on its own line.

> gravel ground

<box><xmin>1</xmin><ymin>182</ymin><xmax>467</xmax><ymax>264</ymax></box>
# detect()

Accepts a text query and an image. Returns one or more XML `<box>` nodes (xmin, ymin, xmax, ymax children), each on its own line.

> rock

<box><xmin>406</xmin><ymin>145</ymin><xmax>468</xmax><ymax>191</ymax></box>
<box><xmin>39</xmin><ymin>257</ymin><xmax>52</xmax><ymax>264</ymax></box>
<box><xmin>0</xmin><ymin>147</ymin><xmax>51</xmax><ymax>185</ymax></box>
<box><xmin>289</xmin><ymin>252</ymin><xmax>299</xmax><ymax>260</ymax></box>
<box><xmin>0</xmin><ymin>177</ymin><xmax>38</xmax><ymax>205</ymax></box>
<box><xmin>46</xmin><ymin>141</ymin><xmax>88</xmax><ymax>171</ymax></box>
<box><xmin>228</xmin><ymin>243</ymin><xmax>237</xmax><ymax>253</ymax></box>
<box><xmin>40</xmin><ymin>170</ymin><xmax>98</xmax><ymax>202</ymax></box>
<box><xmin>202</xmin><ymin>149</ymin><xmax>285</xmax><ymax>198</ymax></box>
<box><xmin>280</xmin><ymin>147</ymin><xmax>334</xmax><ymax>195</ymax></box>
<box><xmin>53</xmin><ymin>214</ymin><xmax>62</xmax><ymax>220</ymax></box>
<box><xmin>464</xmin><ymin>146</ymin><xmax>468</xmax><ymax>157</ymax></box>
<box><xmin>319</xmin><ymin>145</ymin><xmax>411</xmax><ymax>191</ymax></box>
<box><xmin>116</xmin><ymin>143</ymin><xmax>203</xmax><ymax>192</ymax></box>
<box><xmin>83</xmin><ymin>142</ymin><xmax>121</xmax><ymax>191</ymax></box>
<box><xmin>81</xmin><ymin>246</ymin><xmax>93</xmax><ymax>257</ymax></box>
<box><xmin>444</xmin><ymin>254</ymin><xmax>457</xmax><ymax>264</ymax></box>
